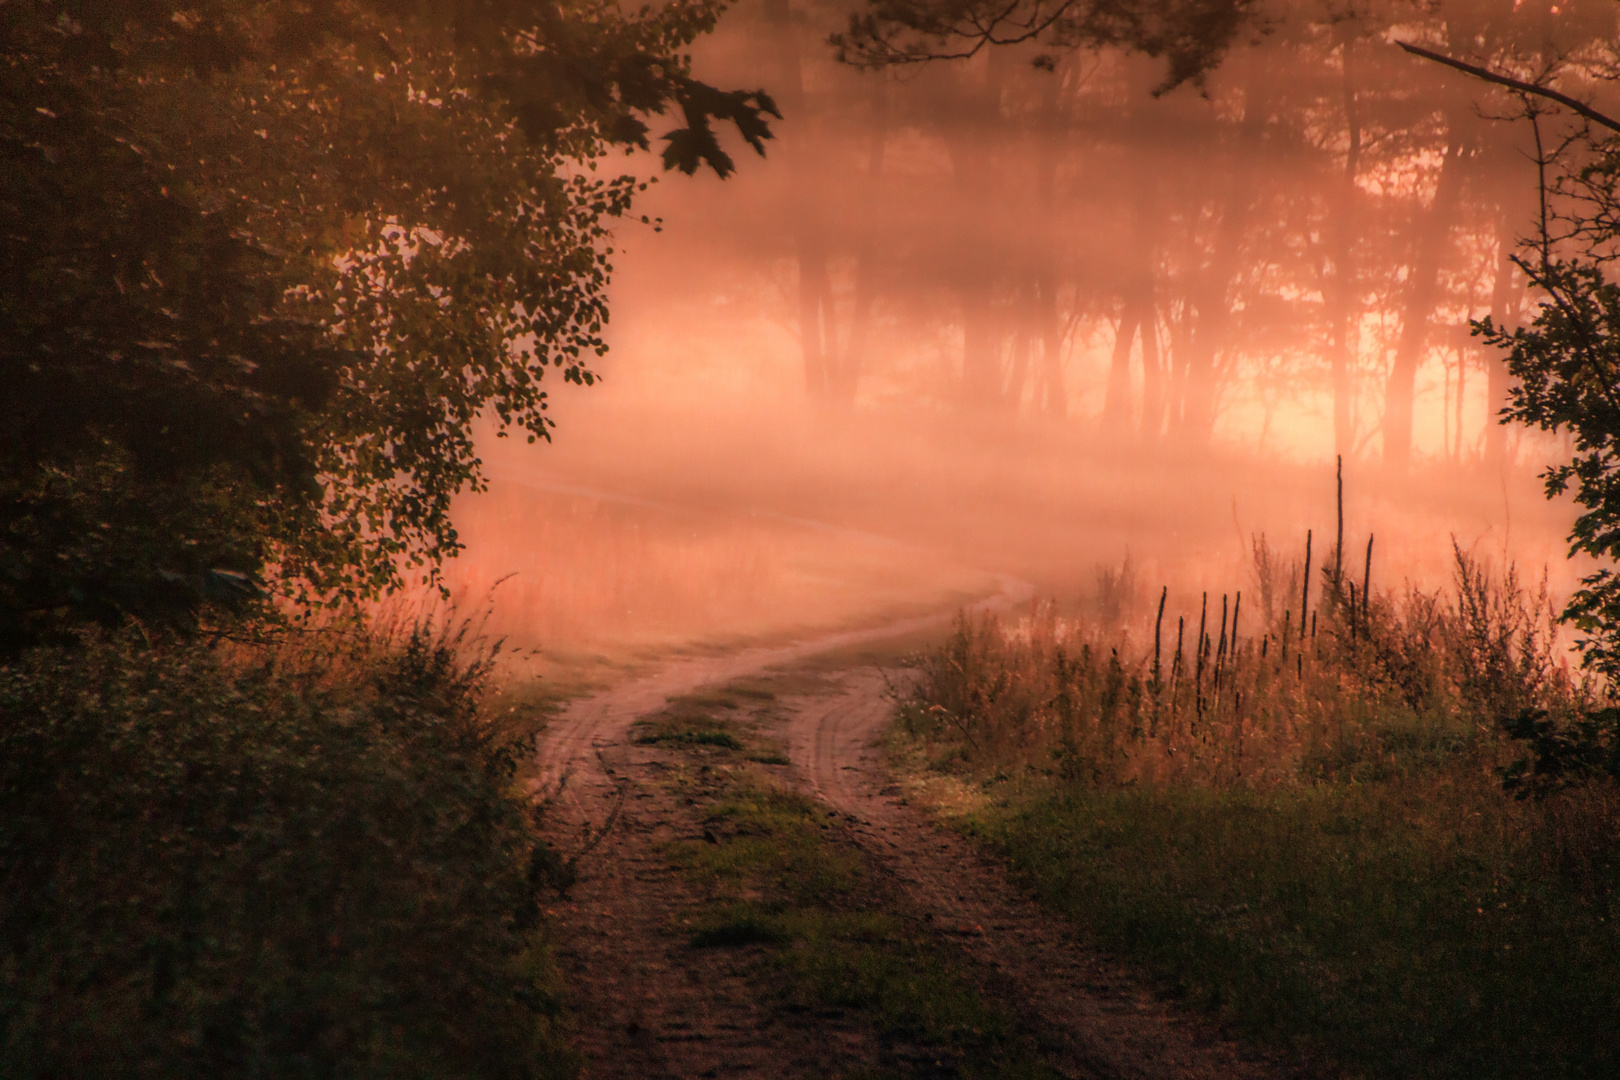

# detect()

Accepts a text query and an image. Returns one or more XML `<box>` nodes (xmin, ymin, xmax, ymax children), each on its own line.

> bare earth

<box><xmin>535</xmin><ymin>599</ymin><xmax>1322</xmax><ymax>1080</ymax></box>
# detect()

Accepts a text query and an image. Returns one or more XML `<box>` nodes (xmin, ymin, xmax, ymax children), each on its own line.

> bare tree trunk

<box><xmin>948</xmin><ymin>52</ymin><xmax>1010</xmax><ymax>410</ymax></box>
<box><xmin>1139</xmin><ymin>304</ymin><xmax>1163</xmax><ymax>439</ymax></box>
<box><xmin>1484</xmin><ymin>198</ymin><xmax>1524</xmax><ymax>468</ymax></box>
<box><xmin>829</xmin><ymin>72</ymin><xmax>888</xmax><ymax>408</ymax></box>
<box><xmin>800</xmin><ymin>242</ymin><xmax>832</xmax><ymax>397</ymax></box>
<box><xmin>1103</xmin><ymin>303</ymin><xmax>1141</xmax><ymax>429</ymax></box>
<box><xmin>1328</xmin><ymin>27</ymin><xmax>1362</xmax><ymax>460</ymax></box>
<box><xmin>1383</xmin><ymin>123</ymin><xmax>1468</xmax><ymax>469</ymax></box>
<box><xmin>960</xmin><ymin>291</ymin><xmax>1000</xmax><ymax>406</ymax></box>
<box><xmin>1179</xmin><ymin>57</ymin><xmax>1270</xmax><ymax>444</ymax></box>
<box><xmin>1003</xmin><ymin>322</ymin><xmax>1032</xmax><ymax>410</ymax></box>
<box><xmin>1105</xmin><ymin>57</ymin><xmax>1161</xmax><ymax>434</ymax></box>
<box><xmin>832</xmin><ymin>257</ymin><xmax>873</xmax><ymax>407</ymax></box>
<box><xmin>765</xmin><ymin>0</ymin><xmax>832</xmax><ymax>400</ymax></box>
<box><xmin>1029</xmin><ymin>60</ymin><xmax>1067</xmax><ymax>419</ymax></box>
<box><xmin>1037</xmin><ymin>276</ymin><xmax>1066</xmax><ymax>418</ymax></box>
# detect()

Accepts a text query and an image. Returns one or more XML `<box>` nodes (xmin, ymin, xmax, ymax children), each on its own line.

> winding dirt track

<box><xmin>530</xmin><ymin>576</ymin><xmax>1031</xmax><ymax>802</ymax></box>
<box><xmin>537</xmin><ymin>584</ymin><xmax>1319</xmax><ymax>1080</ymax></box>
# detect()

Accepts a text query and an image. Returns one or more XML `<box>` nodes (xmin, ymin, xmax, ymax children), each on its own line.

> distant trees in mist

<box><xmin>675</xmin><ymin>0</ymin><xmax>1617</xmax><ymax>468</ymax></box>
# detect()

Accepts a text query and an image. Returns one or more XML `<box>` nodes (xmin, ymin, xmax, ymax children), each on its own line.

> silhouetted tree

<box><xmin>0</xmin><ymin>0</ymin><xmax>776</xmax><ymax>651</ymax></box>
<box><xmin>834</xmin><ymin>0</ymin><xmax>1255</xmax><ymax>91</ymax></box>
<box><xmin>1407</xmin><ymin>32</ymin><xmax>1620</xmax><ymax>675</ymax></box>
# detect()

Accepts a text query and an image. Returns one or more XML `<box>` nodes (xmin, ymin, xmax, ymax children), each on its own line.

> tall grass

<box><xmin>895</xmin><ymin>541</ymin><xmax>1619</xmax><ymax>1079</ymax></box>
<box><xmin>904</xmin><ymin>542</ymin><xmax>1582</xmax><ymax>789</ymax></box>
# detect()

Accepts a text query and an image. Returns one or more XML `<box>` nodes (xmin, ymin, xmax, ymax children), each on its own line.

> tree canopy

<box><xmin>0</xmin><ymin>0</ymin><xmax>776</xmax><ymax>652</ymax></box>
<box><xmin>833</xmin><ymin>0</ymin><xmax>1256</xmax><ymax>91</ymax></box>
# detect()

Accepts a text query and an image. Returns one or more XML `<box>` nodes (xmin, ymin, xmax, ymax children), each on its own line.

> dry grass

<box><xmin>437</xmin><ymin>483</ymin><xmax>992</xmax><ymax>682</ymax></box>
<box><xmin>895</xmin><ymin>541</ymin><xmax>1620</xmax><ymax>1079</ymax></box>
<box><xmin>901</xmin><ymin>541</ymin><xmax>1584</xmax><ymax>790</ymax></box>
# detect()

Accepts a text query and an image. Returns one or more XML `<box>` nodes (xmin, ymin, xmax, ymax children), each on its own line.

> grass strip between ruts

<box><xmin>648</xmin><ymin>693</ymin><xmax>1060</xmax><ymax>1080</ymax></box>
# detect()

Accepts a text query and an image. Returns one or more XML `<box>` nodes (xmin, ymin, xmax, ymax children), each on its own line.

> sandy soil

<box><xmin>536</xmin><ymin>593</ymin><xmax>1324</xmax><ymax>1079</ymax></box>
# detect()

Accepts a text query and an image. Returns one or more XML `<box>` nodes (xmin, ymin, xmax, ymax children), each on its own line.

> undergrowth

<box><xmin>0</xmin><ymin>619</ymin><xmax>574</xmax><ymax>1080</ymax></box>
<box><xmin>895</xmin><ymin>541</ymin><xmax>1620</xmax><ymax>1079</ymax></box>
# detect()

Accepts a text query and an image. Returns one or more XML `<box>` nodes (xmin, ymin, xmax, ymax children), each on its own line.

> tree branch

<box><xmin>1396</xmin><ymin>41</ymin><xmax>1620</xmax><ymax>135</ymax></box>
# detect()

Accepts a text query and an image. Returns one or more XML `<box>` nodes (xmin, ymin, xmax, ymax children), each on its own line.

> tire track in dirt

<box><xmin>531</xmin><ymin>574</ymin><xmax>1031</xmax><ymax>802</ymax></box>
<box><xmin>782</xmin><ymin>670</ymin><xmax>1318</xmax><ymax>1080</ymax></box>
<box><xmin>539</xmin><ymin>576</ymin><xmax>1318</xmax><ymax>1079</ymax></box>
<box><xmin>535</xmin><ymin>579</ymin><xmax>1030</xmax><ymax>1079</ymax></box>
<box><xmin>542</xmin><ymin>737</ymin><xmax>889</xmax><ymax>1079</ymax></box>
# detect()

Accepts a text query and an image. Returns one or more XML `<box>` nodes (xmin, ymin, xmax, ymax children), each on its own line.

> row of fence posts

<box><xmin>1143</xmin><ymin>455</ymin><xmax>1376</xmax><ymax>742</ymax></box>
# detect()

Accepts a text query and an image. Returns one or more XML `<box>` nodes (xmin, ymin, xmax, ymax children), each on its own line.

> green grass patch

<box><xmin>688</xmin><ymin>905</ymin><xmax>793</xmax><ymax>948</ymax></box>
<box><xmin>940</xmin><ymin>769</ymin><xmax>1620</xmax><ymax>1080</ymax></box>
<box><xmin>634</xmin><ymin>728</ymin><xmax>744</xmax><ymax>750</ymax></box>
<box><xmin>658</xmin><ymin>721</ymin><xmax>1058</xmax><ymax>1079</ymax></box>
<box><xmin>632</xmin><ymin>699</ymin><xmax>750</xmax><ymax>751</ymax></box>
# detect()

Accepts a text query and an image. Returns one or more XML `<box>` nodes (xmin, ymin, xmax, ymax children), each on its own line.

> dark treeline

<box><xmin>654</xmin><ymin>0</ymin><xmax>1614</xmax><ymax>468</ymax></box>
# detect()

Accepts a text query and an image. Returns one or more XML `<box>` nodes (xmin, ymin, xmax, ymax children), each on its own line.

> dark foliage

<box><xmin>833</xmin><ymin>0</ymin><xmax>1256</xmax><ymax>92</ymax></box>
<box><xmin>1501</xmin><ymin>705</ymin><xmax>1620</xmax><ymax>797</ymax></box>
<box><xmin>1480</xmin><ymin>259</ymin><xmax>1620</xmax><ymax>682</ymax></box>
<box><xmin>0</xmin><ymin>0</ymin><xmax>776</xmax><ymax>652</ymax></box>
<box><xmin>0</xmin><ymin>627</ymin><xmax>569</xmax><ymax>1079</ymax></box>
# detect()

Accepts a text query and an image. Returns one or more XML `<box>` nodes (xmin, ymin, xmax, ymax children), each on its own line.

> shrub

<box><xmin>0</xmin><ymin>624</ymin><xmax>569</xmax><ymax>1080</ymax></box>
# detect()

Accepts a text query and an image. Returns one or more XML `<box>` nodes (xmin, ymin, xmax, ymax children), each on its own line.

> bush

<box><xmin>0</xmin><ymin>625</ymin><xmax>570</xmax><ymax>1079</ymax></box>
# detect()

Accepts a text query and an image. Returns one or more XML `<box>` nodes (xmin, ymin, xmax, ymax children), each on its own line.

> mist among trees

<box><xmin>650</xmin><ymin>0</ymin><xmax>1613</xmax><ymax>474</ymax></box>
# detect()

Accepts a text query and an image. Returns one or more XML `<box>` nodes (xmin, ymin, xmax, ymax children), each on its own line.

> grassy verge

<box><xmin>641</xmin><ymin>686</ymin><xmax>1059</xmax><ymax>1079</ymax></box>
<box><xmin>890</xmin><ymin>547</ymin><xmax>1620</xmax><ymax>1080</ymax></box>
<box><xmin>895</xmin><ymin>751</ymin><xmax>1619</xmax><ymax>1079</ymax></box>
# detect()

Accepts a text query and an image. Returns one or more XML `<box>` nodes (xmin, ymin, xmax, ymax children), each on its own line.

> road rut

<box><xmin>538</xmin><ymin>588</ymin><xmax>1319</xmax><ymax>1079</ymax></box>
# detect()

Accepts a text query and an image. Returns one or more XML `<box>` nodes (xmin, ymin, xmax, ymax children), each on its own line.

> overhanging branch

<box><xmin>1396</xmin><ymin>41</ymin><xmax>1620</xmax><ymax>135</ymax></box>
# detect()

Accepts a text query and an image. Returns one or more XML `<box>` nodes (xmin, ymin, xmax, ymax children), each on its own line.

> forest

<box><xmin>627</xmin><ymin>0</ymin><xmax>1602</xmax><ymax>468</ymax></box>
<box><xmin>5</xmin><ymin>0</ymin><xmax>1620</xmax><ymax>1078</ymax></box>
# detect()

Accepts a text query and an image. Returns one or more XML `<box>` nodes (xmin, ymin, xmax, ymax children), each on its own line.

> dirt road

<box><xmin>536</xmin><ymin>590</ymin><xmax>1317</xmax><ymax>1079</ymax></box>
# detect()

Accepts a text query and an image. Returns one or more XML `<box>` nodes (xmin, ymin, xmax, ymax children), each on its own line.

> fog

<box><xmin>442</xmin><ymin>0</ymin><xmax>1611</xmax><ymax>669</ymax></box>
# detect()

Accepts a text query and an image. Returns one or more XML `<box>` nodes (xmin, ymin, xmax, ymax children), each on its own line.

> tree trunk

<box><xmin>765</xmin><ymin>0</ymin><xmax>831</xmax><ymax>400</ymax></box>
<box><xmin>1103</xmin><ymin>303</ymin><xmax>1141</xmax><ymax>429</ymax></box>
<box><xmin>947</xmin><ymin>52</ymin><xmax>1009</xmax><ymax>410</ymax></box>
<box><xmin>1139</xmin><ymin>302</ymin><xmax>1163</xmax><ymax>439</ymax></box>
<box><xmin>799</xmin><ymin>239</ymin><xmax>832</xmax><ymax>398</ymax></box>
<box><xmin>1328</xmin><ymin>27</ymin><xmax>1362</xmax><ymax>460</ymax></box>
<box><xmin>1383</xmin><ymin>124</ymin><xmax>1469</xmax><ymax>469</ymax></box>
<box><xmin>1003</xmin><ymin>323</ymin><xmax>1032</xmax><ymax>410</ymax></box>
<box><xmin>1484</xmin><ymin>199</ymin><xmax>1524</xmax><ymax>468</ymax></box>
<box><xmin>1105</xmin><ymin>57</ymin><xmax>1161</xmax><ymax>435</ymax></box>
<box><xmin>960</xmin><ymin>290</ymin><xmax>1000</xmax><ymax>405</ymax></box>
<box><xmin>1179</xmin><ymin>57</ymin><xmax>1270</xmax><ymax>444</ymax></box>
<box><xmin>1036</xmin><ymin>275</ymin><xmax>1066</xmax><ymax>418</ymax></box>
<box><xmin>828</xmin><ymin>72</ymin><xmax>888</xmax><ymax>408</ymax></box>
<box><xmin>1029</xmin><ymin>60</ymin><xmax>1067</xmax><ymax>419</ymax></box>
